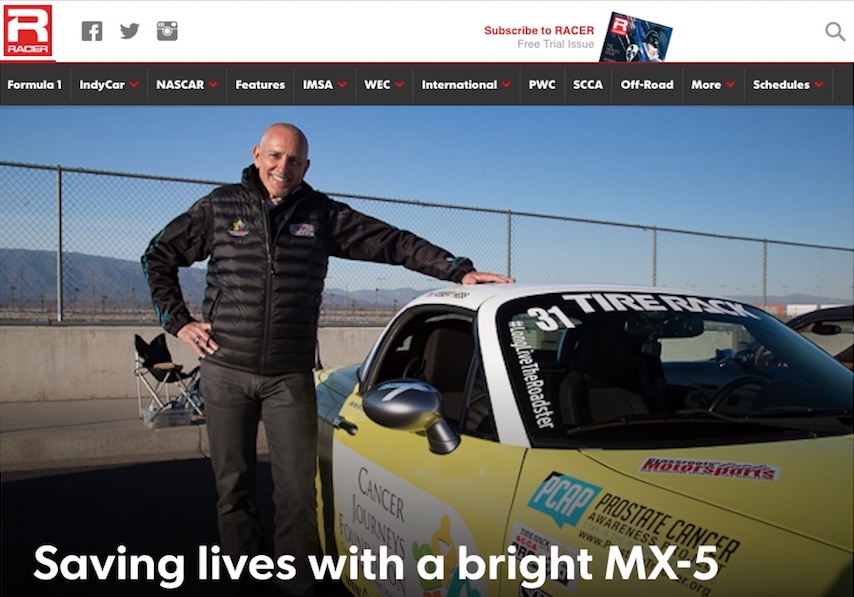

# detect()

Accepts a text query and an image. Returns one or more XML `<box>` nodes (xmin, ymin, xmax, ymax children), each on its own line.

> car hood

<box><xmin>581</xmin><ymin>434</ymin><xmax>853</xmax><ymax>552</ymax></box>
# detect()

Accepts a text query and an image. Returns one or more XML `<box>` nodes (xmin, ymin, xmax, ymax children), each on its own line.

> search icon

<box><xmin>826</xmin><ymin>22</ymin><xmax>846</xmax><ymax>42</ymax></box>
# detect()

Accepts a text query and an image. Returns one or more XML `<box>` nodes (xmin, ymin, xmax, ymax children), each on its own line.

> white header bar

<box><xmin>3</xmin><ymin>1</ymin><xmax>853</xmax><ymax>63</ymax></box>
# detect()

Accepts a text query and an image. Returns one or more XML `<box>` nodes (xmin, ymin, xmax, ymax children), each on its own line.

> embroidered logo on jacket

<box><xmin>228</xmin><ymin>219</ymin><xmax>249</xmax><ymax>237</ymax></box>
<box><xmin>289</xmin><ymin>223</ymin><xmax>315</xmax><ymax>237</ymax></box>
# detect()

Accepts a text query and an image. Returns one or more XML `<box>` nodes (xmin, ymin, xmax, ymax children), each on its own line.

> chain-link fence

<box><xmin>1</xmin><ymin>161</ymin><xmax>852</xmax><ymax>324</ymax></box>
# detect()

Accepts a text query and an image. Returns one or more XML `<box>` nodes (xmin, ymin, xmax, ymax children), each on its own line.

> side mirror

<box><xmin>812</xmin><ymin>323</ymin><xmax>842</xmax><ymax>336</ymax></box>
<box><xmin>363</xmin><ymin>379</ymin><xmax>460</xmax><ymax>454</ymax></box>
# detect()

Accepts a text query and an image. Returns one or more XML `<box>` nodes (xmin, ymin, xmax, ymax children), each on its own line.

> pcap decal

<box><xmin>528</xmin><ymin>473</ymin><xmax>602</xmax><ymax>528</ymax></box>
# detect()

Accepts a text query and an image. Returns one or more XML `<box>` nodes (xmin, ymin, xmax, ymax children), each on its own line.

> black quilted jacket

<box><xmin>142</xmin><ymin>165</ymin><xmax>475</xmax><ymax>374</ymax></box>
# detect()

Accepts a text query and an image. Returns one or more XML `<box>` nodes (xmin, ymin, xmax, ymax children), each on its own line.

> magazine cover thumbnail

<box><xmin>599</xmin><ymin>12</ymin><xmax>673</xmax><ymax>62</ymax></box>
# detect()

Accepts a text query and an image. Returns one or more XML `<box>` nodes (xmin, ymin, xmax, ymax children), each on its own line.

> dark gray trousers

<box><xmin>201</xmin><ymin>359</ymin><xmax>318</xmax><ymax>597</ymax></box>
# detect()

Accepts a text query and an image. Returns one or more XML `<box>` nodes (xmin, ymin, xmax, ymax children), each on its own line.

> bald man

<box><xmin>142</xmin><ymin>123</ymin><xmax>513</xmax><ymax>596</ymax></box>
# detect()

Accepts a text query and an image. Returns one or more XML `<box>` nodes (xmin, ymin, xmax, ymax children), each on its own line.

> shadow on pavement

<box><xmin>1</xmin><ymin>458</ymin><xmax>350</xmax><ymax>596</ymax></box>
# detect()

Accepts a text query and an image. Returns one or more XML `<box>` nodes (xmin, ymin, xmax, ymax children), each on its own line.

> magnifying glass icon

<box><xmin>826</xmin><ymin>22</ymin><xmax>846</xmax><ymax>41</ymax></box>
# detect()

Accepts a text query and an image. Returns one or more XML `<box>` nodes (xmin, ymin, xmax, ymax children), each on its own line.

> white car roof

<box><xmin>406</xmin><ymin>282</ymin><xmax>720</xmax><ymax>312</ymax></box>
<box><xmin>370</xmin><ymin>283</ymin><xmax>761</xmax><ymax>449</ymax></box>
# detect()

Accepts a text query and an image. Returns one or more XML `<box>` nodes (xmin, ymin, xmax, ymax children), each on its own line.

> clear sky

<box><xmin>1</xmin><ymin>104</ymin><xmax>851</xmax><ymax>248</ymax></box>
<box><xmin>0</xmin><ymin>105</ymin><xmax>852</xmax><ymax>301</ymax></box>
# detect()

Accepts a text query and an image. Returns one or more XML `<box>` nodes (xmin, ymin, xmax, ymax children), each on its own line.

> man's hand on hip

<box><xmin>178</xmin><ymin>322</ymin><xmax>219</xmax><ymax>358</ymax></box>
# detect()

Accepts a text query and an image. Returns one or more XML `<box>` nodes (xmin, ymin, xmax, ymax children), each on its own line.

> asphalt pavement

<box><xmin>0</xmin><ymin>400</ymin><xmax>351</xmax><ymax>597</ymax></box>
<box><xmin>2</xmin><ymin>458</ymin><xmax>352</xmax><ymax>597</ymax></box>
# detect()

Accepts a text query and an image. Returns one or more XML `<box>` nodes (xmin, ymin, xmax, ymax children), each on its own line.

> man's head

<box><xmin>643</xmin><ymin>30</ymin><xmax>661</xmax><ymax>49</ymax></box>
<box><xmin>252</xmin><ymin>123</ymin><xmax>310</xmax><ymax>200</ymax></box>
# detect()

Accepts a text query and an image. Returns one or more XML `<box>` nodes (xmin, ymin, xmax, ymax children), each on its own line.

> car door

<box><xmin>502</xmin><ymin>448</ymin><xmax>642</xmax><ymax>597</ymax></box>
<box><xmin>328</xmin><ymin>306</ymin><xmax>527</xmax><ymax>597</ymax></box>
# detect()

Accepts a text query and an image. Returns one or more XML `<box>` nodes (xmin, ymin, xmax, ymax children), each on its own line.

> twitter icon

<box><xmin>120</xmin><ymin>23</ymin><xmax>139</xmax><ymax>39</ymax></box>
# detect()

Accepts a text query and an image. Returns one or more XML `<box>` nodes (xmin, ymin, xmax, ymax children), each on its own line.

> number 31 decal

<box><xmin>527</xmin><ymin>306</ymin><xmax>576</xmax><ymax>332</ymax></box>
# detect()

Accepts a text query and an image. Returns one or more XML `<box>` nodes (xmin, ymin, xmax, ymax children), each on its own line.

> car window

<box><xmin>496</xmin><ymin>292</ymin><xmax>853</xmax><ymax>448</ymax></box>
<box><xmin>366</xmin><ymin>308</ymin><xmax>489</xmax><ymax>435</ymax></box>
<box><xmin>796</xmin><ymin>319</ymin><xmax>853</xmax><ymax>363</ymax></box>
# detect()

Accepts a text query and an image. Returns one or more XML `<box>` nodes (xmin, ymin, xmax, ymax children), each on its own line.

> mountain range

<box><xmin>0</xmin><ymin>248</ymin><xmax>430</xmax><ymax>309</ymax></box>
<box><xmin>0</xmin><ymin>248</ymin><xmax>849</xmax><ymax>310</ymax></box>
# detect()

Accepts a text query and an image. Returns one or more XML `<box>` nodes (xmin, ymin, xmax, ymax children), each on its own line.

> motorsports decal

<box><xmin>639</xmin><ymin>458</ymin><xmax>781</xmax><ymax>481</ymax></box>
<box><xmin>509</xmin><ymin>522</ymin><xmax>581</xmax><ymax>593</ymax></box>
<box><xmin>332</xmin><ymin>442</ymin><xmax>487</xmax><ymax>597</ymax></box>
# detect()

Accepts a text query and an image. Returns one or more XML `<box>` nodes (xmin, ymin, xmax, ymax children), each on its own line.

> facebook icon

<box><xmin>81</xmin><ymin>21</ymin><xmax>103</xmax><ymax>41</ymax></box>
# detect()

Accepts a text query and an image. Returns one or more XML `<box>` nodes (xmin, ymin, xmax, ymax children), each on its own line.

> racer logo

<box><xmin>528</xmin><ymin>472</ymin><xmax>602</xmax><ymax>529</ymax></box>
<box><xmin>4</xmin><ymin>5</ymin><xmax>52</xmax><ymax>57</ymax></box>
<box><xmin>609</xmin><ymin>15</ymin><xmax>630</xmax><ymax>36</ymax></box>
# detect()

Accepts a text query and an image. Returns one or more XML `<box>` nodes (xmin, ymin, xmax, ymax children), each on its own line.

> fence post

<box><xmin>762</xmin><ymin>239</ymin><xmax>767</xmax><ymax>309</ymax></box>
<box><xmin>506</xmin><ymin>210</ymin><xmax>513</xmax><ymax>278</ymax></box>
<box><xmin>652</xmin><ymin>227</ymin><xmax>658</xmax><ymax>286</ymax></box>
<box><xmin>56</xmin><ymin>165</ymin><xmax>63</xmax><ymax>322</ymax></box>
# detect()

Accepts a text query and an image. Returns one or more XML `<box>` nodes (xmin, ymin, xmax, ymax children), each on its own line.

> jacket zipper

<box><xmin>260</xmin><ymin>198</ymin><xmax>274</xmax><ymax>375</ymax></box>
<box><xmin>258</xmin><ymin>192</ymin><xmax>307</xmax><ymax>375</ymax></box>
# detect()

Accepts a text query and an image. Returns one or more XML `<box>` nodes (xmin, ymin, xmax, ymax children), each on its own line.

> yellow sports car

<box><xmin>315</xmin><ymin>284</ymin><xmax>853</xmax><ymax>597</ymax></box>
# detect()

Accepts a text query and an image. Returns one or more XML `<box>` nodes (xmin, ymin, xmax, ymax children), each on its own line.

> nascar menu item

<box><xmin>599</xmin><ymin>12</ymin><xmax>673</xmax><ymax>62</ymax></box>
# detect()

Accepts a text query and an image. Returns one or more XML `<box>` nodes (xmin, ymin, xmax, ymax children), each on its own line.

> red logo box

<box><xmin>4</xmin><ymin>5</ymin><xmax>52</xmax><ymax>57</ymax></box>
<box><xmin>609</xmin><ymin>15</ymin><xmax>630</xmax><ymax>37</ymax></box>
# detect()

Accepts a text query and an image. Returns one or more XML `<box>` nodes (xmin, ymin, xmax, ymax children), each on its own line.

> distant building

<box><xmin>785</xmin><ymin>303</ymin><xmax>844</xmax><ymax>317</ymax></box>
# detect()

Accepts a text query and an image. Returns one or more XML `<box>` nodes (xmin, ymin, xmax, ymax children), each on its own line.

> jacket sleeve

<box><xmin>325</xmin><ymin>200</ymin><xmax>476</xmax><ymax>283</ymax></box>
<box><xmin>140</xmin><ymin>196</ymin><xmax>213</xmax><ymax>336</ymax></box>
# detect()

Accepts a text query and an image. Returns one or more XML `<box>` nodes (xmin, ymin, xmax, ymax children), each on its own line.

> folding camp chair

<box><xmin>134</xmin><ymin>333</ymin><xmax>204</xmax><ymax>426</ymax></box>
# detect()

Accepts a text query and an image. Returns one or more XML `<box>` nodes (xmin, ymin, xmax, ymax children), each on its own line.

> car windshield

<box><xmin>496</xmin><ymin>291</ymin><xmax>853</xmax><ymax>448</ymax></box>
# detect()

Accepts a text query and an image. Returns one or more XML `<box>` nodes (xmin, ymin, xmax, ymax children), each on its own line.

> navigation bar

<box><xmin>2</xmin><ymin>64</ymin><xmax>851</xmax><ymax>106</ymax></box>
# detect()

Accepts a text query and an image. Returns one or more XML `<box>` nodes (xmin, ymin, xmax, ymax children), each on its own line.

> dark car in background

<box><xmin>786</xmin><ymin>305</ymin><xmax>854</xmax><ymax>369</ymax></box>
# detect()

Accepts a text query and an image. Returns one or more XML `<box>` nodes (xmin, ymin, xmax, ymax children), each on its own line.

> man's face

<box><xmin>252</xmin><ymin>126</ymin><xmax>310</xmax><ymax>199</ymax></box>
